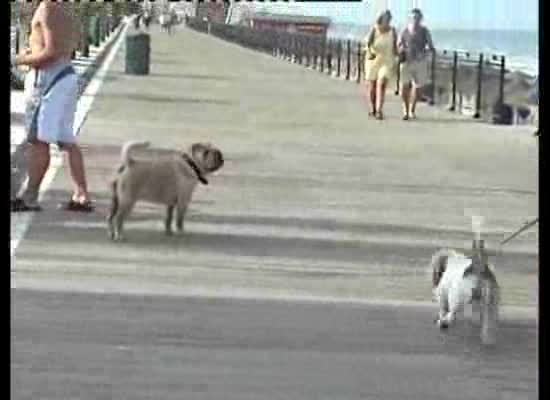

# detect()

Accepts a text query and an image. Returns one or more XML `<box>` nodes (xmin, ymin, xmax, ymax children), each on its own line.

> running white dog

<box><xmin>430</xmin><ymin>248</ymin><xmax>500</xmax><ymax>344</ymax></box>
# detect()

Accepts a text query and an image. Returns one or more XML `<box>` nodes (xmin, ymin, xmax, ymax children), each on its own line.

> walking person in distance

<box><xmin>398</xmin><ymin>8</ymin><xmax>435</xmax><ymax>120</ymax></box>
<box><xmin>363</xmin><ymin>10</ymin><xmax>398</xmax><ymax>120</ymax></box>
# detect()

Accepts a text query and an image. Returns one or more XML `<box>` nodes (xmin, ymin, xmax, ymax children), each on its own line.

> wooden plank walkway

<box><xmin>12</xmin><ymin>25</ymin><xmax>537</xmax><ymax>306</ymax></box>
<box><xmin>11</xmin><ymin>24</ymin><xmax>538</xmax><ymax>400</ymax></box>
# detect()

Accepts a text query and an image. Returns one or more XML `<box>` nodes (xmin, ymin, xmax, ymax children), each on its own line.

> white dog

<box><xmin>430</xmin><ymin>248</ymin><xmax>500</xmax><ymax>344</ymax></box>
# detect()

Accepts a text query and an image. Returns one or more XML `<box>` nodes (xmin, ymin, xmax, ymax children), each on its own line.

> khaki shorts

<box><xmin>400</xmin><ymin>59</ymin><xmax>429</xmax><ymax>88</ymax></box>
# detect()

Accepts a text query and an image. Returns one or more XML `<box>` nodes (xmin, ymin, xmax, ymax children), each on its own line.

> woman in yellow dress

<box><xmin>364</xmin><ymin>10</ymin><xmax>398</xmax><ymax>120</ymax></box>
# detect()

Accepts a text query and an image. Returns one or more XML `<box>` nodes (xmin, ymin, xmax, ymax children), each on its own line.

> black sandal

<box><xmin>60</xmin><ymin>199</ymin><xmax>95</xmax><ymax>213</ymax></box>
<box><xmin>368</xmin><ymin>110</ymin><xmax>377</xmax><ymax>117</ymax></box>
<box><xmin>11</xmin><ymin>198</ymin><xmax>42</xmax><ymax>212</ymax></box>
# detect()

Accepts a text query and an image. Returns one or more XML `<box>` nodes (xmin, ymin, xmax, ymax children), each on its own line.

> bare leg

<box><xmin>62</xmin><ymin>143</ymin><xmax>90</xmax><ymax>203</ymax></box>
<box><xmin>401</xmin><ymin>82</ymin><xmax>411</xmax><ymax>119</ymax></box>
<box><xmin>376</xmin><ymin>77</ymin><xmax>388</xmax><ymax>118</ymax></box>
<box><xmin>368</xmin><ymin>80</ymin><xmax>377</xmax><ymax>115</ymax></box>
<box><xmin>19</xmin><ymin>141</ymin><xmax>50</xmax><ymax>205</ymax></box>
<box><xmin>410</xmin><ymin>84</ymin><xmax>421</xmax><ymax>118</ymax></box>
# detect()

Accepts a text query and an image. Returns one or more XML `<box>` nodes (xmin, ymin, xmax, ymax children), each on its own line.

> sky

<box><xmin>253</xmin><ymin>0</ymin><xmax>538</xmax><ymax>31</ymax></box>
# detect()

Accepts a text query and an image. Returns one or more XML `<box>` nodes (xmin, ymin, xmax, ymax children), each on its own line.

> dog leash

<box><xmin>500</xmin><ymin>217</ymin><xmax>539</xmax><ymax>246</ymax></box>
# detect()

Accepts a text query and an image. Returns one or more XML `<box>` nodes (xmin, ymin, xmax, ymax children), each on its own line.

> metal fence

<box><xmin>431</xmin><ymin>50</ymin><xmax>506</xmax><ymax>119</ymax></box>
<box><xmin>186</xmin><ymin>18</ymin><xmax>511</xmax><ymax>123</ymax></box>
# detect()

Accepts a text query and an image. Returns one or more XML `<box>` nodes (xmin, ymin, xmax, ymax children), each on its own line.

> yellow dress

<box><xmin>364</xmin><ymin>27</ymin><xmax>396</xmax><ymax>81</ymax></box>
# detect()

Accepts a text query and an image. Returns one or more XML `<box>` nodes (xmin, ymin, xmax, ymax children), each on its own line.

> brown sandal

<box><xmin>60</xmin><ymin>199</ymin><xmax>94</xmax><ymax>213</ymax></box>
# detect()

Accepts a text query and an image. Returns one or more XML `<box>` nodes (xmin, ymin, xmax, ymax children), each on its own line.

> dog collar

<box><xmin>183</xmin><ymin>155</ymin><xmax>208</xmax><ymax>185</ymax></box>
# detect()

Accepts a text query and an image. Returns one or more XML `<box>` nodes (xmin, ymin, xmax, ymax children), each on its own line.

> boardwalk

<box><xmin>11</xmin><ymin>25</ymin><xmax>538</xmax><ymax>399</ymax></box>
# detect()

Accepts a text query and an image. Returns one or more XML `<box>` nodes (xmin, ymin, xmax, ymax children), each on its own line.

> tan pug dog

<box><xmin>107</xmin><ymin>141</ymin><xmax>224</xmax><ymax>241</ymax></box>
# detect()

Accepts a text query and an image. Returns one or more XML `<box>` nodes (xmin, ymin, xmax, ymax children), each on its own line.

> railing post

<box><xmin>301</xmin><ymin>35</ymin><xmax>306</xmax><ymax>65</ymax></box>
<box><xmin>305</xmin><ymin>36</ymin><xmax>310</xmax><ymax>67</ymax></box>
<box><xmin>337</xmin><ymin>40</ymin><xmax>342</xmax><ymax>77</ymax></box>
<box><xmin>327</xmin><ymin>40</ymin><xmax>333</xmax><ymax>75</ymax></box>
<box><xmin>449</xmin><ymin>51</ymin><xmax>458</xmax><ymax>111</ymax></box>
<box><xmin>289</xmin><ymin>34</ymin><xmax>293</xmax><ymax>61</ymax></box>
<box><xmin>292</xmin><ymin>35</ymin><xmax>297</xmax><ymax>63</ymax></box>
<box><xmin>429</xmin><ymin>51</ymin><xmax>436</xmax><ymax>105</ymax></box>
<box><xmin>290</xmin><ymin>35</ymin><xmax>294</xmax><ymax>62</ymax></box>
<box><xmin>320</xmin><ymin>40</ymin><xmax>325</xmax><ymax>73</ymax></box>
<box><xmin>310</xmin><ymin>36</ymin><xmax>314</xmax><ymax>67</ymax></box>
<box><xmin>346</xmin><ymin>40</ymin><xmax>351</xmax><ymax>80</ymax></box>
<box><xmin>299</xmin><ymin>35</ymin><xmax>304</xmax><ymax>65</ymax></box>
<box><xmin>474</xmin><ymin>53</ymin><xmax>484</xmax><ymax>119</ymax></box>
<box><xmin>497</xmin><ymin>55</ymin><xmax>506</xmax><ymax>108</ymax></box>
<box><xmin>297</xmin><ymin>35</ymin><xmax>302</xmax><ymax>65</ymax></box>
<box><xmin>290</xmin><ymin>34</ymin><xmax>294</xmax><ymax>61</ymax></box>
<box><xmin>313</xmin><ymin>38</ymin><xmax>318</xmax><ymax>69</ymax></box>
<box><xmin>356</xmin><ymin>42</ymin><xmax>362</xmax><ymax>83</ymax></box>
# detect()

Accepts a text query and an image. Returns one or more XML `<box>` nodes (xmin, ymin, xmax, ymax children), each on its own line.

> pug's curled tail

<box><xmin>121</xmin><ymin>140</ymin><xmax>150</xmax><ymax>165</ymax></box>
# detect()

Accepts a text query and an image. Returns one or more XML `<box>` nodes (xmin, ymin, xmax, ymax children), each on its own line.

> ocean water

<box><xmin>328</xmin><ymin>24</ymin><xmax>538</xmax><ymax>77</ymax></box>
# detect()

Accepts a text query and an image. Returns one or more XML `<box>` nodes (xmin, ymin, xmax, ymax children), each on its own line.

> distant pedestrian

<box><xmin>159</xmin><ymin>13</ymin><xmax>174</xmax><ymax>35</ymax></box>
<box><xmin>398</xmin><ymin>8</ymin><xmax>435</xmax><ymax>120</ymax></box>
<box><xmin>363</xmin><ymin>10</ymin><xmax>398</xmax><ymax>120</ymax></box>
<box><xmin>143</xmin><ymin>11</ymin><xmax>151</xmax><ymax>30</ymax></box>
<box><xmin>12</xmin><ymin>0</ymin><xmax>93</xmax><ymax>212</ymax></box>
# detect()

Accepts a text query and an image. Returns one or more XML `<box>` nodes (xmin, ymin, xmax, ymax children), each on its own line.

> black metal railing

<box><xmin>186</xmin><ymin>18</ymin><xmax>367</xmax><ymax>83</ymax></box>
<box><xmin>436</xmin><ymin>50</ymin><xmax>506</xmax><ymax>119</ymax></box>
<box><xmin>187</xmin><ymin>18</ymin><xmax>511</xmax><ymax>122</ymax></box>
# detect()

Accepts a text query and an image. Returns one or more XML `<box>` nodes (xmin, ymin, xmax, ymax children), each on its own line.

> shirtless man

<box><xmin>12</xmin><ymin>0</ymin><xmax>93</xmax><ymax>212</ymax></box>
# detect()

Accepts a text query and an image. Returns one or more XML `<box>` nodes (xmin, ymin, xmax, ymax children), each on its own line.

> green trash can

<box><xmin>89</xmin><ymin>16</ymin><xmax>100</xmax><ymax>47</ymax></box>
<box><xmin>125</xmin><ymin>33</ymin><xmax>150</xmax><ymax>75</ymax></box>
<box><xmin>79</xmin><ymin>16</ymin><xmax>91</xmax><ymax>57</ymax></box>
